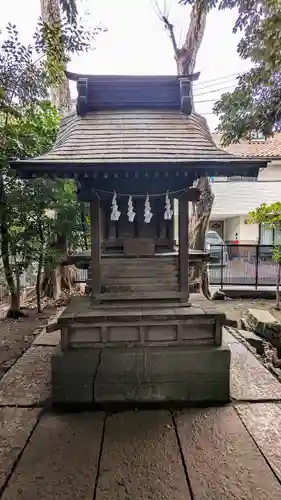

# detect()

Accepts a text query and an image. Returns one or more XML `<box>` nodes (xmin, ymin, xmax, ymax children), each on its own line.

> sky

<box><xmin>1</xmin><ymin>0</ymin><xmax>252</xmax><ymax>131</ymax></box>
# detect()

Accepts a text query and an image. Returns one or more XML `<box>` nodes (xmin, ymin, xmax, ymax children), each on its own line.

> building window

<box><xmin>259</xmin><ymin>225</ymin><xmax>281</xmax><ymax>245</ymax></box>
<box><xmin>250</xmin><ymin>130</ymin><xmax>265</xmax><ymax>141</ymax></box>
<box><xmin>226</xmin><ymin>176</ymin><xmax>257</xmax><ymax>181</ymax></box>
<box><xmin>211</xmin><ymin>176</ymin><xmax>257</xmax><ymax>182</ymax></box>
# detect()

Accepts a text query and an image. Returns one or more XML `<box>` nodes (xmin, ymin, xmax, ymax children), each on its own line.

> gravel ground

<box><xmin>0</xmin><ymin>305</ymin><xmax>58</xmax><ymax>380</ymax></box>
<box><xmin>218</xmin><ymin>298</ymin><xmax>281</xmax><ymax>324</ymax></box>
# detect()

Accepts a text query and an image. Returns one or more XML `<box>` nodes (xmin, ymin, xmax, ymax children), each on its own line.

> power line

<box><xmin>194</xmin><ymin>84</ymin><xmax>236</xmax><ymax>97</ymax></box>
<box><xmin>194</xmin><ymin>98</ymin><xmax>221</xmax><ymax>104</ymax></box>
<box><xmin>194</xmin><ymin>77</ymin><xmax>239</xmax><ymax>92</ymax></box>
<box><xmin>193</xmin><ymin>71</ymin><xmax>243</xmax><ymax>87</ymax></box>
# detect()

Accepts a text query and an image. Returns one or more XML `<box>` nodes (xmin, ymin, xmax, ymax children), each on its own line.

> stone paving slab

<box><xmin>1</xmin><ymin>412</ymin><xmax>104</xmax><ymax>500</ymax></box>
<box><xmin>0</xmin><ymin>408</ymin><xmax>41</xmax><ymax>495</ymax></box>
<box><xmin>236</xmin><ymin>403</ymin><xmax>281</xmax><ymax>483</ymax></box>
<box><xmin>46</xmin><ymin>307</ymin><xmax>65</xmax><ymax>333</ymax></box>
<box><xmin>0</xmin><ymin>346</ymin><xmax>55</xmax><ymax>406</ymax></box>
<box><xmin>222</xmin><ymin>328</ymin><xmax>239</xmax><ymax>344</ymax></box>
<box><xmin>96</xmin><ymin>411</ymin><xmax>190</xmax><ymax>500</ymax></box>
<box><xmin>230</xmin><ymin>342</ymin><xmax>281</xmax><ymax>401</ymax></box>
<box><xmin>33</xmin><ymin>328</ymin><xmax>60</xmax><ymax>346</ymax></box>
<box><xmin>175</xmin><ymin>406</ymin><xmax>281</xmax><ymax>500</ymax></box>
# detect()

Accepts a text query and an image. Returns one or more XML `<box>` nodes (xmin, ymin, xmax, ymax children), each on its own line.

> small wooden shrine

<box><xmin>13</xmin><ymin>73</ymin><xmax>267</xmax><ymax>405</ymax></box>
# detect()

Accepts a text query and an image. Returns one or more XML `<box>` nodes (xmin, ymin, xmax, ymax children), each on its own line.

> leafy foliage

<box><xmin>0</xmin><ymin>20</ymin><xmax>92</xmax><ymax>313</ymax></box>
<box><xmin>179</xmin><ymin>0</ymin><xmax>281</xmax><ymax>144</ymax></box>
<box><xmin>213</xmin><ymin>70</ymin><xmax>281</xmax><ymax>145</ymax></box>
<box><xmin>249</xmin><ymin>202</ymin><xmax>281</xmax><ymax>230</ymax></box>
<box><xmin>34</xmin><ymin>14</ymin><xmax>104</xmax><ymax>87</ymax></box>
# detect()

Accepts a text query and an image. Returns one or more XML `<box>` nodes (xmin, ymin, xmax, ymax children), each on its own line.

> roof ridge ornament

<box><xmin>76</xmin><ymin>78</ymin><xmax>88</xmax><ymax>116</ymax></box>
<box><xmin>179</xmin><ymin>73</ymin><xmax>200</xmax><ymax>116</ymax></box>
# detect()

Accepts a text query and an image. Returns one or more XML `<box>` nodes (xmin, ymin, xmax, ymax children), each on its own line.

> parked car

<box><xmin>205</xmin><ymin>230</ymin><xmax>228</xmax><ymax>265</ymax></box>
<box><xmin>259</xmin><ymin>244</ymin><xmax>274</xmax><ymax>261</ymax></box>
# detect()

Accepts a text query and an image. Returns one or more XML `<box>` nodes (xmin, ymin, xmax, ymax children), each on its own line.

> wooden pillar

<box><xmin>179</xmin><ymin>191</ymin><xmax>190</xmax><ymax>303</ymax></box>
<box><xmin>90</xmin><ymin>194</ymin><xmax>101</xmax><ymax>298</ymax></box>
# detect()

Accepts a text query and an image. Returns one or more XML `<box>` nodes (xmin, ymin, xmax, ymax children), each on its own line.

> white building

<box><xmin>210</xmin><ymin>132</ymin><xmax>281</xmax><ymax>244</ymax></box>
<box><xmin>173</xmin><ymin>132</ymin><xmax>281</xmax><ymax>244</ymax></box>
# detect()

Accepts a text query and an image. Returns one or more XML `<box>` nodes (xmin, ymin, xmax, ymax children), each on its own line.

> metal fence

<box><xmin>209</xmin><ymin>244</ymin><xmax>277</xmax><ymax>288</ymax></box>
<box><xmin>76</xmin><ymin>268</ymin><xmax>88</xmax><ymax>283</ymax></box>
<box><xmin>75</xmin><ymin>244</ymin><xmax>278</xmax><ymax>289</ymax></box>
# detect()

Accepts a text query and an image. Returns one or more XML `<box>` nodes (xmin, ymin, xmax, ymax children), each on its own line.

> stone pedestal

<box><xmin>52</xmin><ymin>344</ymin><xmax>230</xmax><ymax>405</ymax></box>
<box><xmin>51</xmin><ymin>297</ymin><xmax>230</xmax><ymax>406</ymax></box>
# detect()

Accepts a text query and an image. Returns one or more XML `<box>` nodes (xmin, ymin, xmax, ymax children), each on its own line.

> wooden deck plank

<box><xmin>175</xmin><ymin>406</ymin><xmax>281</xmax><ymax>500</ymax></box>
<box><xmin>1</xmin><ymin>413</ymin><xmax>104</xmax><ymax>500</ymax></box>
<box><xmin>236</xmin><ymin>403</ymin><xmax>281</xmax><ymax>483</ymax></box>
<box><xmin>96</xmin><ymin>411</ymin><xmax>191</xmax><ymax>500</ymax></box>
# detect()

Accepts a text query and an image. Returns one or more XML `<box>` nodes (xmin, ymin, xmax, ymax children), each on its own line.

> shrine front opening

<box><xmin>12</xmin><ymin>73</ymin><xmax>268</xmax><ymax>405</ymax></box>
<box><xmin>75</xmin><ymin>182</ymin><xmax>202</xmax><ymax>303</ymax></box>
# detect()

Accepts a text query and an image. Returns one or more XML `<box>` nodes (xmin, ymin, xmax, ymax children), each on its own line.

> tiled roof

<box><xmin>26</xmin><ymin>110</ymin><xmax>264</xmax><ymax>164</ymax></box>
<box><xmin>213</xmin><ymin>133</ymin><xmax>281</xmax><ymax>158</ymax></box>
<box><xmin>211</xmin><ymin>181</ymin><xmax>281</xmax><ymax>216</ymax></box>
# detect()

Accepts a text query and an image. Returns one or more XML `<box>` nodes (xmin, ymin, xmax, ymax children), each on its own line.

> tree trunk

<box><xmin>40</xmin><ymin>1</ymin><xmax>74</xmax><ymax>300</ymax></box>
<box><xmin>36</xmin><ymin>254</ymin><xmax>43</xmax><ymax>313</ymax></box>
<box><xmin>43</xmin><ymin>263</ymin><xmax>62</xmax><ymax>300</ymax></box>
<box><xmin>42</xmin><ymin>233</ymin><xmax>77</xmax><ymax>300</ymax></box>
<box><xmin>0</xmin><ymin>175</ymin><xmax>25</xmax><ymax>318</ymax></box>
<box><xmin>176</xmin><ymin>2</ymin><xmax>208</xmax><ymax>77</ymax></box>
<box><xmin>168</xmin><ymin>1</ymin><xmax>213</xmax><ymax>299</ymax></box>
<box><xmin>80</xmin><ymin>201</ymin><xmax>89</xmax><ymax>250</ymax></box>
<box><xmin>42</xmin><ymin>235</ymin><xmax>65</xmax><ymax>300</ymax></box>
<box><xmin>276</xmin><ymin>262</ymin><xmax>281</xmax><ymax>310</ymax></box>
<box><xmin>8</xmin><ymin>293</ymin><xmax>22</xmax><ymax>317</ymax></box>
<box><xmin>189</xmin><ymin>177</ymin><xmax>214</xmax><ymax>297</ymax></box>
<box><xmin>40</xmin><ymin>0</ymin><xmax>71</xmax><ymax>115</ymax></box>
<box><xmin>36</xmin><ymin>219</ymin><xmax>44</xmax><ymax>313</ymax></box>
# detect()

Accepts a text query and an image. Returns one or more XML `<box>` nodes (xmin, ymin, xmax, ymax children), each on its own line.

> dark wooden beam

<box><xmin>77</xmin><ymin>181</ymin><xmax>201</xmax><ymax>202</ymax></box>
<box><xmin>187</xmin><ymin>188</ymin><xmax>200</xmax><ymax>202</ymax></box>
<box><xmin>179</xmin><ymin>191</ymin><xmax>190</xmax><ymax>303</ymax></box>
<box><xmin>90</xmin><ymin>194</ymin><xmax>101</xmax><ymax>299</ymax></box>
<box><xmin>76</xmin><ymin>78</ymin><xmax>88</xmax><ymax>116</ymax></box>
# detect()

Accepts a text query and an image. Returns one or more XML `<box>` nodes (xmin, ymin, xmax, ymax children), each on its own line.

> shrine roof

<box><xmin>11</xmin><ymin>74</ymin><xmax>268</xmax><ymax>175</ymax></box>
<box><xmin>12</xmin><ymin>109</ymin><xmax>267</xmax><ymax>165</ymax></box>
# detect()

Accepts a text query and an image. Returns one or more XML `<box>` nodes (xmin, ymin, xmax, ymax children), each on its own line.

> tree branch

<box><xmin>162</xmin><ymin>15</ymin><xmax>179</xmax><ymax>54</ymax></box>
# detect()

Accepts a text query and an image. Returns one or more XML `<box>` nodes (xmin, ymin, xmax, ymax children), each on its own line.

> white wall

<box><xmin>224</xmin><ymin>216</ymin><xmax>240</xmax><ymax>242</ymax></box>
<box><xmin>224</xmin><ymin>216</ymin><xmax>259</xmax><ymax>243</ymax></box>
<box><xmin>258</xmin><ymin>161</ymin><xmax>281</xmax><ymax>181</ymax></box>
<box><xmin>239</xmin><ymin>217</ymin><xmax>259</xmax><ymax>244</ymax></box>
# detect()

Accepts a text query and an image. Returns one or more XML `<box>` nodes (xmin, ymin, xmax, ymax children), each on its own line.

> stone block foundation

<box><xmin>51</xmin><ymin>344</ymin><xmax>230</xmax><ymax>405</ymax></box>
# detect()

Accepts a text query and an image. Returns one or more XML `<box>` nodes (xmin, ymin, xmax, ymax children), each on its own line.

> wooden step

<box><xmin>94</xmin><ymin>283</ymin><xmax>179</xmax><ymax>293</ymax></box>
<box><xmin>99</xmin><ymin>271</ymin><xmax>179</xmax><ymax>279</ymax></box>
<box><xmin>94</xmin><ymin>291</ymin><xmax>183</xmax><ymax>302</ymax></box>
<box><xmin>101</xmin><ymin>266</ymin><xmax>178</xmax><ymax>274</ymax></box>
<box><xmin>102</xmin><ymin>256</ymin><xmax>178</xmax><ymax>263</ymax></box>
<box><xmin>101</xmin><ymin>262</ymin><xmax>178</xmax><ymax>270</ymax></box>
<box><xmin>102</xmin><ymin>276</ymin><xmax>178</xmax><ymax>285</ymax></box>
